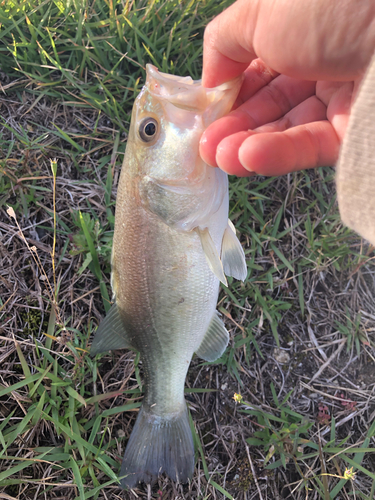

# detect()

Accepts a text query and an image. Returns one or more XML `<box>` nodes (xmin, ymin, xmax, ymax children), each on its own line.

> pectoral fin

<box><xmin>196</xmin><ymin>227</ymin><xmax>227</xmax><ymax>286</ymax></box>
<box><xmin>196</xmin><ymin>312</ymin><xmax>229</xmax><ymax>362</ymax></box>
<box><xmin>221</xmin><ymin>220</ymin><xmax>247</xmax><ymax>281</ymax></box>
<box><xmin>91</xmin><ymin>302</ymin><xmax>135</xmax><ymax>355</ymax></box>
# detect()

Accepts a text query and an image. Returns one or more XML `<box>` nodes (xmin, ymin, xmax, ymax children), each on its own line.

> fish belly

<box><xmin>114</xmin><ymin>201</ymin><xmax>219</xmax><ymax>412</ymax></box>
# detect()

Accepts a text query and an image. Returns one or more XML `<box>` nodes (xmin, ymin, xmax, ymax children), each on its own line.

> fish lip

<box><xmin>146</xmin><ymin>64</ymin><xmax>244</xmax><ymax>90</ymax></box>
<box><xmin>146</xmin><ymin>64</ymin><xmax>199</xmax><ymax>87</ymax></box>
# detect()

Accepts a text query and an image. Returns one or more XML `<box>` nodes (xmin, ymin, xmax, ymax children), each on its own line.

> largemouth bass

<box><xmin>91</xmin><ymin>65</ymin><xmax>247</xmax><ymax>488</ymax></box>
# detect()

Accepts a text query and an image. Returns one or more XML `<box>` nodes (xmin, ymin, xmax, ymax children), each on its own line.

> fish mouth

<box><xmin>145</xmin><ymin>64</ymin><xmax>243</xmax><ymax>116</ymax></box>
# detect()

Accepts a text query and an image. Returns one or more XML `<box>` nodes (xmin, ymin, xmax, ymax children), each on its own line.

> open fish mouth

<box><xmin>145</xmin><ymin>64</ymin><xmax>243</xmax><ymax>118</ymax></box>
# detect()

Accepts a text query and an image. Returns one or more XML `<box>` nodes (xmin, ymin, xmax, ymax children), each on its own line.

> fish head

<box><xmin>127</xmin><ymin>65</ymin><xmax>243</xmax><ymax>231</ymax></box>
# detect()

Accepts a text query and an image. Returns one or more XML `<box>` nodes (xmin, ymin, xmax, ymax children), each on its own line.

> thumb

<box><xmin>202</xmin><ymin>0</ymin><xmax>259</xmax><ymax>87</ymax></box>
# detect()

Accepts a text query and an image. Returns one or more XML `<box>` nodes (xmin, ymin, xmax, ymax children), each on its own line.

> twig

<box><xmin>310</xmin><ymin>339</ymin><xmax>346</xmax><ymax>382</ymax></box>
<box><xmin>243</xmin><ymin>437</ymin><xmax>264</xmax><ymax>500</ymax></box>
<box><xmin>307</xmin><ymin>315</ymin><xmax>328</xmax><ymax>361</ymax></box>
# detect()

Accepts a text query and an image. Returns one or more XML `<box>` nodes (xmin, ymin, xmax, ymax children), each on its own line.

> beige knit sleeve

<box><xmin>336</xmin><ymin>52</ymin><xmax>375</xmax><ymax>245</ymax></box>
<box><xmin>336</xmin><ymin>51</ymin><xmax>375</xmax><ymax>245</ymax></box>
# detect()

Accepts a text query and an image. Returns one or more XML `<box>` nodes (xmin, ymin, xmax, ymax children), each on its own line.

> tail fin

<box><xmin>119</xmin><ymin>404</ymin><xmax>194</xmax><ymax>488</ymax></box>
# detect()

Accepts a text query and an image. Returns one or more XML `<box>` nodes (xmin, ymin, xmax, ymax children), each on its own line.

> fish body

<box><xmin>91</xmin><ymin>65</ymin><xmax>247</xmax><ymax>488</ymax></box>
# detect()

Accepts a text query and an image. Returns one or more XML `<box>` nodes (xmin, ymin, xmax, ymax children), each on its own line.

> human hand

<box><xmin>200</xmin><ymin>0</ymin><xmax>375</xmax><ymax>176</ymax></box>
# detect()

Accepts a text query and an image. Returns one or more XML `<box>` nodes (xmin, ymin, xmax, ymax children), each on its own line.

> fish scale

<box><xmin>91</xmin><ymin>65</ymin><xmax>247</xmax><ymax>488</ymax></box>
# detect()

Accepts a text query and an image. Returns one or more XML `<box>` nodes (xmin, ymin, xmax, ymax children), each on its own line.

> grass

<box><xmin>1</xmin><ymin>0</ymin><xmax>375</xmax><ymax>499</ymax></box>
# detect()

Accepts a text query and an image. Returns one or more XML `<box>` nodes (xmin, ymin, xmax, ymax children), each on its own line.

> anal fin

<box><xmin>196</xmin><ymin>227</ymin><xmax>227</xmax><ymax>286</ymax></box>
<box><xmin>196</xmin><ymin>312</ymin><xmax>229</xmax><ymax>362</ymax></box>
<box><xmin>91</xmin><ymin>302</ymin><xmax>135</xmax><ymax>355</ymax></box>
<box><xmin>221</xmin><ymin>219</ymin><xmax>247</xmax><ymax>281</ymax></box>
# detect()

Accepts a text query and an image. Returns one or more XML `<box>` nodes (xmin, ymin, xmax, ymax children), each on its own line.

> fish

<box><xmin>90</xmin><ymin>64</ymin><xmax>247</xmax><ymax>489</ymax></box>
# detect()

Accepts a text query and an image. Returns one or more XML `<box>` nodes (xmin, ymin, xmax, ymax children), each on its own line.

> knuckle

<box><xmin>275</xmin><ymin>116</ymin><xmax>292</xmax><ymax>131</ymax></box>
<box><xmin>261</xmin><ymin>83</ymin><xmax>292</xmax><ymax>116</ymax></box>
<box><xmin>203</xmin><ymin>19</ymin><xmax>215</xmax><ymax>44</ymax></box>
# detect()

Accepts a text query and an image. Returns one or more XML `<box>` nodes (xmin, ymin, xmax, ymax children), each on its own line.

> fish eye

<box><xmin>138</xmin><ymin>117</ymin><xmax>158</xmax><ymax>143</ymax></box>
